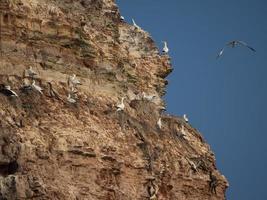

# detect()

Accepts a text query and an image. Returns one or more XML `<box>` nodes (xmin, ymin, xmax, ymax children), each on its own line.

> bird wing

<box><xmin>237</xmin><ymin>41</ymin><xmax>256</xmax><ymax>52</ymax></box>
<box><xmin>10</xmin><ymin>90</ymin><xmax>18</xmax><ymax>97</ymax></box>
<box><xmin>216</xmin><ymin>47</ymin><xmax>225</xmax><ymax>59</ymax></box>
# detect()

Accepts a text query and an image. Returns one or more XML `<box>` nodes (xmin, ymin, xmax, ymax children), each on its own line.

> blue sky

<box><xmin>116</xmin><ymin>0</ymin><xmax>267</xmax><ymax>199</ymax></box>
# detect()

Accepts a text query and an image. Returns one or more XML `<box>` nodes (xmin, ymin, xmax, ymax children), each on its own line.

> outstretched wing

<box><xmin>237</xmin><ymin>41</ymin><xmax>256</xmax><ymax>52</ymax></box>
<box><xmin>216</xmin><ymin>47</ymin><xmax>225</xmax><ymax>59</ymax></box>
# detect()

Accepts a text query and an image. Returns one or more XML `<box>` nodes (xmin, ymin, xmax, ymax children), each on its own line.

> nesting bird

<box><xmin>68</xmin><ymin>74</ymin><xmax>81</xmax><ymax>87</ymax></box>
<box><xmin>67</xmin><ymin>93</ymin><xmax>76</xmax><ymax>103</ymax></box>
<box><xmin>162</xmin><ymin>41</ymin><xmax>169</xmax><ymax>54</ymax></box>
<box><xmin>31</xmin><ymin>80</ymin><xmax>43</xmax><ymax>94</ymax></box>
<box><xmin>217</xmin><ymin>40</ymin><xmax>256</xmax><ymax>58</ymax></box>
<box><xmin>116</xmin><ymin>97</ymin><xmax>125</xmax><ymax>112</ymax></box>
<box><xmin>185</xmin><ymin>157</ymin><xmax>200</xmax><ymax>173</ymax></box>
<box><xmin>183</xmin><ymin>114</ymin><xmax>189</xmax><ymax>123</ymax></box>
<box><xmin>120</xmin><ymin>16</ymin><xmax>125</xmax><ymax>21</ymax></box>
<box><xmin>142</xmin><ymin>92</ymin><xmax>156</xmax><ymax>101</ymax></box>
<box><xmin>25</xmin><ymin>66</ymin><xmax>37</xmax><ymax>78</ymax></box>
<box><xmin>0</xmin><ymin>85</ymin><xmax>18</xmax><ymax>97</ymax></box>
<box><xmin>158</xmin><ymin>105</ymin><xmax>166</xmax><ymax>113</ymax></box>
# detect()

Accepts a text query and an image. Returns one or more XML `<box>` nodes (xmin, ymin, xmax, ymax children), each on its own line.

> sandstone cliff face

<box><xmin>0</xmin><ymin>0</ymin><xmax>228</xmax><ymax>199</ymax></box>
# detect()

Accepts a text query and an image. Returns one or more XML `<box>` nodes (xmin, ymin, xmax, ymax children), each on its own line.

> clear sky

<box><xmin>116</xmin><ymin>0</ymin><xmax>267</xmax><ymax>199</ymax></box>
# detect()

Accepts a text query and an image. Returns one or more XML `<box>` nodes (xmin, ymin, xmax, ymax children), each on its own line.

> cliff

<box><xmin>0</xmin><ymin>0</ymin><xmax>228</xmax><ymax>199</ymax></box>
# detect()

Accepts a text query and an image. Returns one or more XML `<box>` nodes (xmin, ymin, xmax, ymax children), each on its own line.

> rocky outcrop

<box><xmin>0</xmin><ymin>0</ymin><xmax>228</xmax><ymax>199</ymax></box>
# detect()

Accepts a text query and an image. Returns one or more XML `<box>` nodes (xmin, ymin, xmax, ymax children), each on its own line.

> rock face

<box><xmin>0</xmin><ymin>0</ymin><xmax>228</xmax><ymax>199</ymax></box>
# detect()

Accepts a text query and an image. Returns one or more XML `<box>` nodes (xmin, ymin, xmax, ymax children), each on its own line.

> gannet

<box><xmin>162</xmin><ymin>41</ymin><xmax>169</xmax><ymax>54</ymax></box>
<box><xmin>67</xmin><ymin>93</ymin><xmax>76</xmax><ymax>103</ymax></box>
<box><xmin>69</xmin><ymin>86</ymin><xmax>78</xmax><ymax>99</ymax></box>
<box><xmin>120</xmin><ymin>16</ymin><xmax>125</xmax><ymax>21</ymax></box>
<box><xmin>185</xmin><ymin>157</ymin><xmax>200</xmax><ymax>172</ymax></box>
<box><xmin>142</xmin><ymin>92</ymin><xmax>156</xmax><ymax>101</ymax></box>
<box><xmin>0</xmin><ymin>85</ymin><xmax>18</xmax><ymax>97</ymax></box>
<box><xmin>20</xmin><ymin>79</ymin><xmax>32</xmax><ymax>93</ymax></box>
<box><xmin>31</xmin><ymin>80</ymin><xmax>43</xmax><ymax>94</ymax></box>
<box><xmin>217</xmin><ymin>40</ymin><xmax>256</xmax><ymax>58</ymax></box>
<box><xmin>68</xmin><ymin>74</ymin><xmax>81</xmax><ymax>86</ymax></box>
<box><xmin>183</xmin><ymin>114</ymin><xmax>189</xmax><ymax>123</ymax></box>
<box><xmin>157</xmin><ymin>118</ymin><xmax>162</xmax><ymax>129</ymax></box>
<box><xmin>116</xmin><ymin>97</ymin><xmax>125</xmax><ymax>112</ymax></box>
<box><xmin>159</xmin><ymin>105</ymin><xmax>166</xmax><ymax>113</ymax></box>
<box><xmin>132</xmin><ymin>18</ymin><xmax>141</xmax><ymax>30</ymax></box>
<box><xmin>25</xmin><ymin>66</ymin><xmax>37</xmax><ymax>78</ymax></box>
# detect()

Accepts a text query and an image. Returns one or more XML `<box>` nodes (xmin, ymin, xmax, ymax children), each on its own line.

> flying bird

<box><xmin>116</xmin><ymin>97</ymin><xmax>125</xmax><ymax>112</ymax></box>
<box><xmin>217</xmin><ymin>40</ymin><xmax>256</xmax><ymax>58</ymax></box>
<box><xmin>162</xmin><ymin>41</ymin><xmax>169</xmax><ymax>54</ymax></box>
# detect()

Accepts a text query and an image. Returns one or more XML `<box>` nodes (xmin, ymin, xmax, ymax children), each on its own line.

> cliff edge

<box><xmin>0</xmin><ymin>0</ymin><xmax>228</xmax><ymax>199</ymax></box>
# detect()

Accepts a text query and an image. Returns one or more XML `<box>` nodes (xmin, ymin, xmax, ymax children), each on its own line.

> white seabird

<box><xmin>0</xmin><ymin>85</ymin><xmax>18</xmax><ymax>97</ymax></box>
<box><xmin>158</xmin><ymin>105</ymin><xmax>166</xmax><ymax>113</ymax></box>
<box><xmin>142</xmin><ymin>92</ymin><xmax>156</xmax><ymax>101</ymax></box>
<box><xmin>68</xmin><ymin>74</ymin><xmax>81</xmax><ymax>87</ymax></box>
<box><xmin>120</xmin><ymin>16</ymin><xmax>125</xmax><ymax>21</ymax></box>
<box><xmin>67</xmin><ymin>93</ymin><xmax>76</xmax><ymax>103</ymax></box>
<box><xmin>132</xmin><ymin>18</ymin><xmax>141</xmax><ymax>30</ymax></box>
<box><xmin>32</xmin><ymin>80</ymin><xmax>43</xmax><ymax>94</ymax></box>
<box><xmin>185</xmin><ymin>157</ymin><xmax>200</xmax><ymax>173</ymax></box>
<box><xmin>157</xmin><ymin>118</ymin><xmax>162</xmax><ymax>129</ymax></box>
<box><xmin>25</xmin><ymin>66</ymin><xmax>38</xmax><ymax>78</ymax></box>
<box><xmin>116</xmin><ymin>97</ymin><xmax>125</xmax><ymax>112</ymax></box>
<box><xmin>217</xmin><ymin>40</ymin><xmax>256</xmax><ymax>59</ymax></box>
<box><xmin>162</xmin><ymin>41</ymin><xmax>169</xmax><ymax>54</ymax></box>
<box><xmin>183</xmin><ymin>114</ymin><xmax>189</xmax><ymax>123</ymax></box>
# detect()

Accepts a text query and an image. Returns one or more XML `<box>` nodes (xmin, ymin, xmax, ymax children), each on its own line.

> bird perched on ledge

<box><xmin>32</xmin><ymin>80</ymin><xmax>43</xmax><ymax>94</ymax></box>
<box><xmin>157</xmin><ymin>118</ymin><xmax>162</xmax><ymax>129</ymax></box>
<box><xmin>142</xmin><ymin>92</ymin><xmax>157</xmax><ymax>101</ymax></box>
<box><xmin>67</xmin><ymin>93</ymin><xmax>76</xmax><ymax>104</ymax></box>
<box><xmin>116</xmin><ymin>97</ymin><xmax>126</xmax><ymax>112</ymax></box>
<box><xmin>0</xmin><ymin>84</ymin><xmax>18</xmax><ymax>97</ymax></box>
<box><xmin>162</xmin><ymin>41</ymin><xmax>169</xmax><ymax>54</ymax></box>
<box><xmin>68</xmin><ymin>74</ymin><xmax>82</xmax><ymax>87</ymax></box>
<box><xmin>120</xmin><ymin>15</ymin><xmax>125</xmax><ymax>21</ymax></box>
<box><xmin>217</xmin><ymin>40</ymin><xmax>256</xmax><ymax>58</ymax></box>
<box><xmin>183</xmin><ymin>114</ymin><xmax>189</xmax><ymax>123</ymax></box>
<box><xmin>25</xmin><ymin>66</ymin><xmax>38</xmax><ymax>78</ymax></box>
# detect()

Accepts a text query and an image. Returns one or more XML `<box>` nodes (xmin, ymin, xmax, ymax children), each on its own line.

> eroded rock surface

<box><xmin>0</xmin><ymin>0</ymin><xmax>228</xmax><ymax>199</ymax></box>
